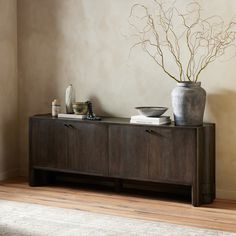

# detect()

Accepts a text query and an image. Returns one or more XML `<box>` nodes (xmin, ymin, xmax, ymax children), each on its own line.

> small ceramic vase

<box><xmin>65</xmin><ymin>84</ymin><xmax>75</xmax><ymax>114</ymax></box>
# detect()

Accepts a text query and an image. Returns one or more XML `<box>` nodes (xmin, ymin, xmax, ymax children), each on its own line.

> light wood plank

<box><xmin>0</xmin><ymin>178</ymin><xmax>235</xmax><ymax>232</ymax></box>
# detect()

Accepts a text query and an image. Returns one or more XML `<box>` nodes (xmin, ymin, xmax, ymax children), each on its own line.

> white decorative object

<box><xmin>65</xmin><ymin>84</ymin><xmax>75</xmax><ymax>114</ymax></box>
<box><xmin>135</xmin><ymin>107</ymin><xmax>168</xmax><ymax>117</ymax></box>
<box><xmin>58</xmin><ymin>113</ymin><xmax>86</xmax><ymax>119</ymax></box>
<box><xmin>130</xmin><ymin>115</ymin><xmax>171</xmax><ymax>125</ymax></box>
<box><xmin>51</xmin><ymin>99</ymin><xmax>60</xmax><ymax>117</ymax></box>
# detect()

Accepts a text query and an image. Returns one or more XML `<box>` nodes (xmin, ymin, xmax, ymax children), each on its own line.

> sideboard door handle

<box><xmin>149</xmin><ymin>130</ymin><xmax>164</xmax><ymax>137</ymax></box>
<box><xmin>68</xmin><ymin>124</ymin><xmax>74</xmax><ymax>129</ymax></box>
<box><xmin>145</xmin><ymin>129</ymin><xmax>162</xmax><ymax>136</ymax></box>
<box><xmin>64</xmin><ymin>123</ymin><xmax>69</xmax><ymax>128</ymax></box>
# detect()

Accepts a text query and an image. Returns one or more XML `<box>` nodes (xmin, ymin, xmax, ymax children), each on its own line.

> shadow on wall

<box><xmin>88</xmin><ymin>95</ymin><xmax>113</xmax><ymax>117</ymax></box>
<box><xmin>207</xmin><ymin>89</ymin><xmax>236</xmax><ymax>189</ymax></box>
<box><xmin>207</xmin><ymin>89</ymin><xmax>236</xmax><ymax>138</ymax></box>
<box><xmin>1</xmin><ymin>117</ymin><xmax>18</xmax><ymax>178</ymax></box>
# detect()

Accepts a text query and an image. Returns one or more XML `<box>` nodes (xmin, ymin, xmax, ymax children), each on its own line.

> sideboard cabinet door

<box><xmin>30</xmin><ymin>119</ymin><xmax>68</xmax><ymax>168</ymax></box>
<box><xmin>148</xmin><ymin>128</ymin><xmax>195</xmax><ymax>184</ymax></box>
<box><xmin>109</xmin><ymin>125</ymin><xmax>149</xmax><ymax>180</ymax></box>
<box><xmin>67</xmin><ymin>122</ymin><xmax>108</xmax><ymax>176</ymax></box>
<box><xmin>30</xmin><ymin>119</ymin><xmax>108</xmax><ymax>176</ymax></box>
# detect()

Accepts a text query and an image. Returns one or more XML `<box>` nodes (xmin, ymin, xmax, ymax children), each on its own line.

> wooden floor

<box><xmin>0</xmin><ymin>178</ymin><xmax>236</xmax><ymax>233</ymax></box>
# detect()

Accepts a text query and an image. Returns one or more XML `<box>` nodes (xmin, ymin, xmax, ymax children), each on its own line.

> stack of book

<box><xmin>130</xmin><ymin>115</ymin><xmax>171</xmax><ymax>125</ymax></box>
<box><xmin>58</xmin><ymin>113</ymin><xmax>87</xmax><ymax>119</ymax></box>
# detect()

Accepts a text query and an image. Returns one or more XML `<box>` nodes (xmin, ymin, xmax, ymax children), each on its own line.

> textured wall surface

<box><xmin>17</xmin><ymin>0</ymin><xmax>236</xmax><ymax>199</ymax></box>
<box><xmin>0</xmin><ymin>0</ymin><xmax>18</xmax><ymax>179</ymax></box>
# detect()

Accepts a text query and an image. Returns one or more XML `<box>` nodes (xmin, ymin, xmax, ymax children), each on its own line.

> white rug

<box><xmin>0</xmin><ymin>200</ymin><xmax>235</xmax><ymax>236</ymax></box>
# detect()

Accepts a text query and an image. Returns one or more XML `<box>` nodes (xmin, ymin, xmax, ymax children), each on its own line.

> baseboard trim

<box><xmin>0</xmin><ymin>169</ymin><xmax>19</xmax><ymax>181</ymax></box>
<box><xmin>217</xmin><ymin>189</ymin><xmax>236</xmax><ymax>200</ymax></box>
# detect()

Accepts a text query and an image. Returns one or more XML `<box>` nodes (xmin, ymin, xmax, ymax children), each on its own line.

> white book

<box><xmin>58</xmin><ymin>113</ymin><xmax>87</xmax><ymax>119</ymax></box>
<box><xmin>130</xmin><ymin>119</ymin><xmax>171</xmax><ymax>125</ymax></box>
<box><xmin>130</xmin><ymin>115</ymin><xmax>171</xmax><ymax>125</ymax></box>
<box><xmin>131</xmin><ymin>115</ymin><xmax>170</xmax><ymax>122</ymax></box>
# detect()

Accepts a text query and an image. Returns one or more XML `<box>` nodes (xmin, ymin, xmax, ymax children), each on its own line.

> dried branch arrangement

<box><xmin>129</xmin><ymin>0</ymin><xmax>236</xmax><ymax>82</ymax></box>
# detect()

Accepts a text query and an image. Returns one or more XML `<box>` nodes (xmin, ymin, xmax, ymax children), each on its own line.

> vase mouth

<box><xmin>177</xmin><ymin>81</ymin><xmax>201</xmax><ymax>87</ymax></box>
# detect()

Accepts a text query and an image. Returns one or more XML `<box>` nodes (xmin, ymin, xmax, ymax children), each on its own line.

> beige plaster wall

<box><xmin>0</xmin><ymin>0</ymin><xmax>18</xmax><ymax>179</ymax></box>
<box><xmin>18</xmin><ymin>0</ymin><xmax>236</xmax><ymax>199</ymax></box>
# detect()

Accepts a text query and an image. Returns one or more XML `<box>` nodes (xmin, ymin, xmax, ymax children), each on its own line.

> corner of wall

<box><xmin>0</xmin><ymin>0</ymin><xmax>20</xmax><ymax>181</ymax></box>
<box><xmin>0</xmin><ymin>169</ymin><xmax>19</xmax><ymax>181</ymax></box>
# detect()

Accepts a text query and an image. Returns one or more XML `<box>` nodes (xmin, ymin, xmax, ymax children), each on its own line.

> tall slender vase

<box><xmin>65</xmin><ymin>84</ymin><xmax>75</xmax><ymax>114</ymax></box>
<box><xmin>171</xmin><ymin>82</ymin><xmax>206</xmax><ymax>126</ymax></box>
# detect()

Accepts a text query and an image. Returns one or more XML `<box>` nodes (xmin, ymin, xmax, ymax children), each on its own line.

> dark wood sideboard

<box><xmin>29</xmin><ymin>115</ymin><xmax>215</xmax><ymax>206</ymax></box>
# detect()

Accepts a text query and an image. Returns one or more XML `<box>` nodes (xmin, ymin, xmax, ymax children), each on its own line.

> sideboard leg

<box><xmin>114</xmin><ymin>179</ymin><xmax>123</xmax><ymax>192</ymax></box>
<box><xmin>29</xmin><ymin>169</ymin><xmax>37</xmax><ymax>187</ymax></box>
<box><xmin>29</xmin><ymin>169</ymin><xmax>51</xmax><ymax>187</ymax></box>
<box><xmin>192</xmin><ymin>184</ymin><xmax>201</xmax><ymax>207</ymax></box>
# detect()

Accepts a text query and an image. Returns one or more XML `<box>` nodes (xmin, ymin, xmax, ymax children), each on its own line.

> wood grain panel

<box><xmin>148</xmin><ymin>128</ymin><xmax>195</xmax><ymax>184</ymax></box>
<box><xmin>67</xmin><ymin>122</ymin><xmax>108</xmax><ymax>175</ymax></box>
<box><xmin>109</xmin><ymin>125</ymin><xmax>149</xmax><ymax>180</ymax></box>
<box><xmin>30</xmin><ymin>119</ymin><xmax>68</xmax><ymax>169</ymax></box>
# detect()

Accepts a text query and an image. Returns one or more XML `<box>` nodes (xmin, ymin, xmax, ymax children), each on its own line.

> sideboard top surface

<box><xmin>30</xmin><ymin>114</ymin><xmax>215</xmax><ymax>129</ymax></box>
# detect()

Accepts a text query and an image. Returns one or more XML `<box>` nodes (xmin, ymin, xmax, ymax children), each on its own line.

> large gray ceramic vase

<box><xmin>171</xmin><ymin>82</ymin><xmax>206</xmax><ymax>126</ymax></box>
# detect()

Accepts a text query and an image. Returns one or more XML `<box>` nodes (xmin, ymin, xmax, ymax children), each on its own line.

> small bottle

<box><xmin>52</xmin><ymin>99</ymin><xmax>60</xmax><ymax>117</ymax></box>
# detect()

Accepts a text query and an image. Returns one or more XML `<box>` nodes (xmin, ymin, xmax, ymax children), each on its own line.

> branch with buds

<box><xmin>129</xmin><ymin>0</ymin><xmax>236</xmax><ymax>82</ymax></box>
